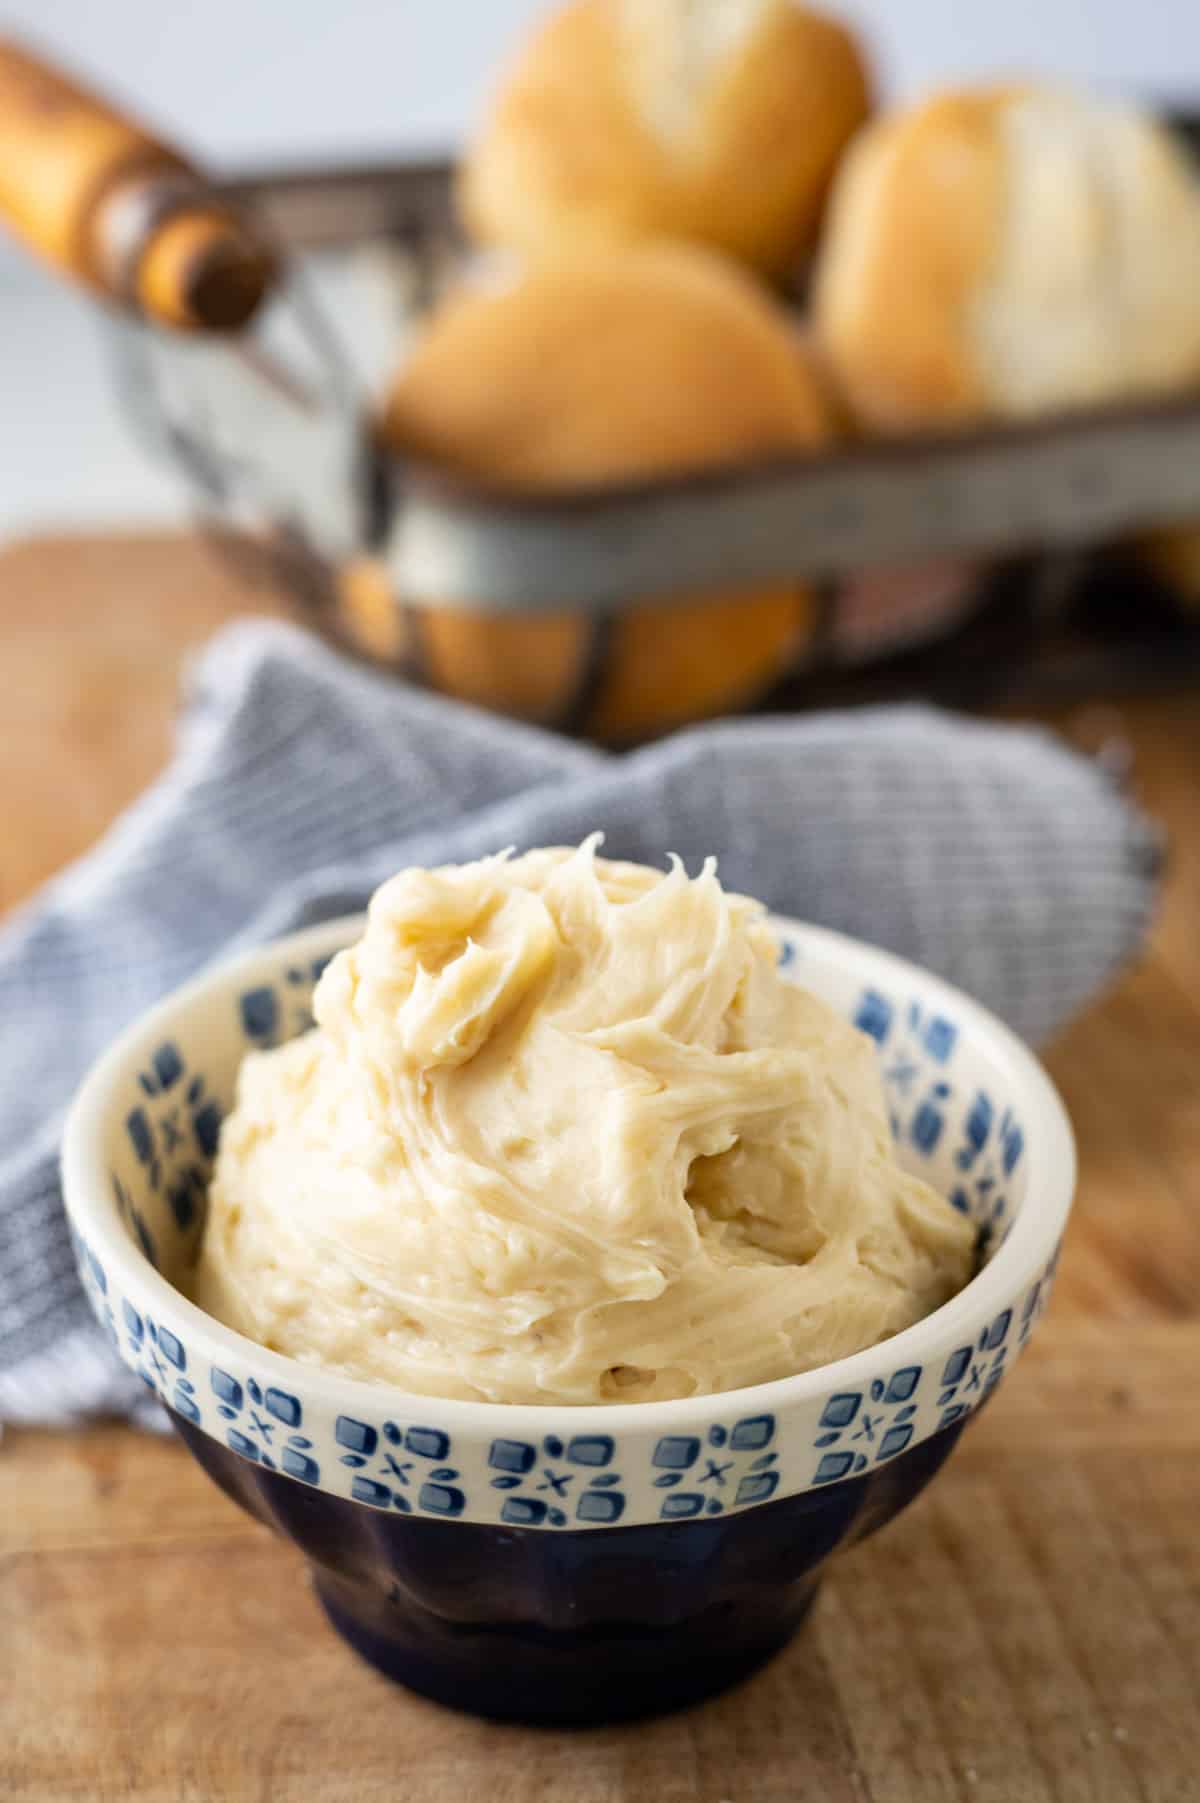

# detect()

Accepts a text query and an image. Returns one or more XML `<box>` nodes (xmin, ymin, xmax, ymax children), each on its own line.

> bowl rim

<box><xmin>61</xmin><ymin>912</ymin><xmax>1076</xmax><ymax>1437</ymax></box>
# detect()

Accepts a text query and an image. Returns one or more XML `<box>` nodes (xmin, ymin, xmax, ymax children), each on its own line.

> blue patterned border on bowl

<box><xmin>64</xmin><ymin>916</ymin><xmax>1071</xmax><ymax>1531</ymax></box>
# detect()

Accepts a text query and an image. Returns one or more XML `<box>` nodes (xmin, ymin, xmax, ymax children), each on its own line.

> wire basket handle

<box><xmin>0</xmin><ymin>35</ymin><xmax>277</xmax><ymax>331</ymax></box>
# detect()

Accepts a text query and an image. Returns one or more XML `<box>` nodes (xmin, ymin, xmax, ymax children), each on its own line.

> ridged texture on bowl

<box><xmin>174</xmin><ymin>1409</ymin><xmax>965</xmax><ymax>1723</ymax></box>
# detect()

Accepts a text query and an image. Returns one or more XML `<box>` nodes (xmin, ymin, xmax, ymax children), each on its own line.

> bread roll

<box><xmin>814</xmin><ymin>85</ymin><xmax>1200</xmax><ymax>434</ymax></box>
<box><xmin>459</xmin><ymin>0</ymin><xmax>871</xmax><ymax>278</ymax></box>
<box><xmin>381</xmin><ymin>242</ymin><xmax>835</xmax><ymax>737</ymax></box>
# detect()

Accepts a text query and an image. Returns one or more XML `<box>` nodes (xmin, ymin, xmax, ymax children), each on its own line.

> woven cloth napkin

<box><xmin>0</xmin><ymin>620</ymin><xmax>1161</xmax><ymax>1426</ymax></box>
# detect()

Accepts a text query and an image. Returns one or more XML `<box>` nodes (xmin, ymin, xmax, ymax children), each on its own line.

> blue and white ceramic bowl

<box><xmin>62</xmin><ymin>915</ymin><xmax>1074</xmax><ymax>1725</ymax></box>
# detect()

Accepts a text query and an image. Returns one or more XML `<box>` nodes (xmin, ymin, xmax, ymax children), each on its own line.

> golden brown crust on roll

<box><xmin>379</xmin><ymin>242</ymin><xmax>835</xmax><ymax>736</ymax></box>
<box><xmin>420</xmin><ymin>609</ymin><xmax>594</xmax><ymax>717</ymax></box>
<box><xmin>383</xmin><ymin>242</ymin><xmax>831</xmax><ymax>487</ymax></box>
<box><xmin>459</xmin><ymin>0</ymin><xmax>871</xmax><ymax>277</ymax></box>
<box><xmin>814</xmin><ymin>83</ymin><xmax>1200</xmax><ymax>436</ymax></box>
<box><xmin>589</xmin><ymin>587</ymin><xmax>816</xmax><ymax>739</ymax></box>
<box><xmin>813</xmin><ymin>86</ymin><xmax>1014</xmax><ymax>434</ymax></box>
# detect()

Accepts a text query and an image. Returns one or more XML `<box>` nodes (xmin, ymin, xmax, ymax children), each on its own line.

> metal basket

<box><xmin>106</xmin><ymin>145</ymin><xmax>1200</xmax><ymax>732</ymax></box>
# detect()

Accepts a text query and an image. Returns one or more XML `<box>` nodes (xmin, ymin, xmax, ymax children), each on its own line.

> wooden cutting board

<box><xmin>2</xmin><ymin>532</ymin><xmax>1198</xmax><ymax>1803</ymax></box>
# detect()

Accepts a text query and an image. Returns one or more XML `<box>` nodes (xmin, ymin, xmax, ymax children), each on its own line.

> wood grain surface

<box><xmin>2</xmin><ymin>532</ymin><xmax>1198</xmax><ymax>1803</ymax></box>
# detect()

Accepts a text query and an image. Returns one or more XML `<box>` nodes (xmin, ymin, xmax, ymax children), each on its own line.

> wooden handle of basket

<box><xmin>0</xmin><ymin>36</ymin><xmax>276</xmax><ymax>330</ymax></box>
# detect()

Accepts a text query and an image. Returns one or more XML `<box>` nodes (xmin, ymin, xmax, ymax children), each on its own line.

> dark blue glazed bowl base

<box><xmin>172</xmin><ymin>1412</ymin><xmax>964</xmax><ymax>1726</ymax></box>
<box><xmin>316</xmin><ymin>1576</ymin><xmax>810</xmax><ymax>1724</ymax></box>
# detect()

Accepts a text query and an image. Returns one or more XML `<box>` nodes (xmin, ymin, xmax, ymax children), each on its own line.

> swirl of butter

<box><xmin>193</xmin><ymin>842</ymin><xmax>974</xmax><ymax>1403</ymax></box>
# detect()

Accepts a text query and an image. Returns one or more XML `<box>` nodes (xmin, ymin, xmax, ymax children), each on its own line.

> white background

<box><xmin>2</xmin><ymin>0</ymin><xmax>1198</xmax><ymax>537</ymax></box>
